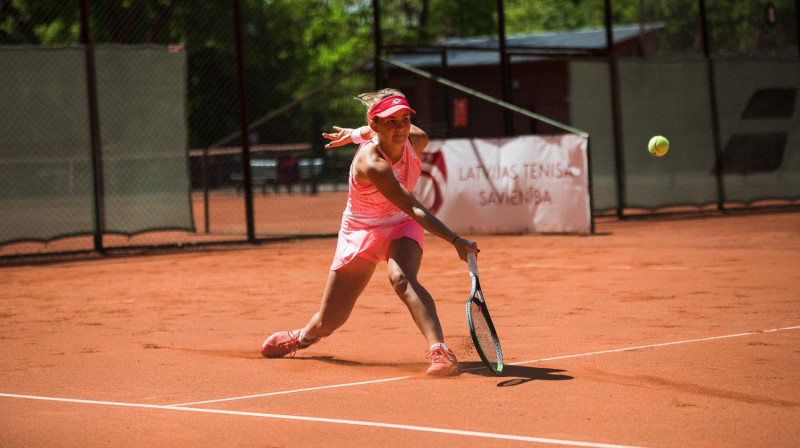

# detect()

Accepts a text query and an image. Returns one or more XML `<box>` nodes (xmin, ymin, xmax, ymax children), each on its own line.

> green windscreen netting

<box><xmin>570</xmin><ymin>59</ymin><xmax>800</xmax><ymax>211</ymax></box>
<box><xmin>714</xmin><ymin>59</ymin><xmax>800</xmax><ymax>203</ymax></box>
<box><xmin>0</xmin><ymin>45</ymin><xmax>193</xmax><ymax>244</ymax></box>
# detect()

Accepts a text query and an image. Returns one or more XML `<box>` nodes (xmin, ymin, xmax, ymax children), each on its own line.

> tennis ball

<box><xmin>648</xmin><ymin>135</ymin><xmax>669</xmax><ymax>157</ymax></box>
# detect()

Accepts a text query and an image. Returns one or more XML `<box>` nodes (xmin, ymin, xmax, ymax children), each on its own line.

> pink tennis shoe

<box><xmin>426</xmin><ymin>346</ymin><xmax>459</xmax><ymax>376</ymax></box>
<box><xmin>261</xmin><ymin>329</ymin><xmax>303</xmax><ymax>358</ymax></box>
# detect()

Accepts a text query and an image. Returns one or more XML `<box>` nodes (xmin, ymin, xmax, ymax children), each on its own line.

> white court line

<box><xmin>0</xmin><ymin>392</ymin><xmax>648</xmax><ymax>448</ymax></box>
<box><xmin>509</xmin><ymin>325</ymin><xmax>800</xmax><ymax>367</ymax></box>
<box><xmin>512</xmin><ymin>263</ymin><xmax>728</xmax><ymax>272</ymax></box>
<box><xmin>167</xmin><ymin>376</ymin><xmax>411</xmax><ymax>407</ymax></box>
<box><xmin>444</xmin><ymin>326</ymin><xmax>800</xmax><ymax>373</ymax></box>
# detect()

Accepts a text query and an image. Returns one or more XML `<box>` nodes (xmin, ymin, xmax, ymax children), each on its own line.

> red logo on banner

<box><xmin>419</xmin><ymin>149</ymin><xmax>447</xmax><ymax>214</ymax></box>
<box><xmin>453</xmin><ymin>98</ymin><xmax>468</xmax><ymax>127</ymax></box>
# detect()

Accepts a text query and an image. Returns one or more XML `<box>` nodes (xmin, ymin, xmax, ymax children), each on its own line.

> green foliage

<box><xmin>428</xmin><ymin>0</ymin><xmax>497</xmax><ymax>39</ymax></box>
<box><xmin>2</xmin><ymin>0</ymin><xmax>797</xmax><ymax>148</ymax></box>
<box><xmin>0</xmin><ymin>1</ymin><xmax>80</xmax><ymax>43</ymax></box>
<box><xmin>504</xmin><ymin>0</ymin><xmax>610</xmax><ymax>33</ymax></box>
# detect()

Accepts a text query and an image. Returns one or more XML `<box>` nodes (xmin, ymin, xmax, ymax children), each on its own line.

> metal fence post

<box><xmin>604</xmin><ymin>0</ymin><xmax>627</xmax><ymax>218</ymax></box>
<box><xmin>373</xmin><ymin>0</ymin><xmax>384</xmax><ymax>90</ymax></box>
<box><xmin>698</xmin><ymin>0</ymin><xmax>726</xmax><ymax>211</ymax></box>
<box><xmin>796</xmin><ymin>0</ymin><xmax>800</xmax><ymax>57</ymax></box>
<box><xmin>232</xmin><ymin>0</ymin><xmax>256</xmax><ymax>243</ymax></box>
<box><xmin>497</xmin><ymin>0</ymin><xmax>514</xmax><ymax>136</ymax></box>
<box><xmin>79</xmin><ymin>0</ymin><xmax>105</xmax><ymax>253</ymax></box>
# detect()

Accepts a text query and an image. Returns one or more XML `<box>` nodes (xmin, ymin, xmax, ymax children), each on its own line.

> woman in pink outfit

<box><xmin>261</xmin><ymin>88</ymin><xmax>479</xmax><ymax>376</ymax></box>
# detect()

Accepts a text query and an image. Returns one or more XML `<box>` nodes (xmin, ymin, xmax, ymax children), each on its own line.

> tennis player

<box><xmin>261</xmin><ymin>88</ymin><xmax>478</xmax><ymax>376</ymax></box>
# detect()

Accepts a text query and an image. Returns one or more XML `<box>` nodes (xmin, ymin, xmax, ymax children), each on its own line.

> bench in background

<box><xmin>231</xmin><ymin>157</ymin><xmax>324</xmax><ymax>194</ymax></box>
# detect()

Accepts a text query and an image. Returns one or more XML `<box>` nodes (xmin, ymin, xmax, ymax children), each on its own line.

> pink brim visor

<box><xmin>369</xmin><ymin>95</ymin><xmax>416</xmax><ymax>119</ymax></box>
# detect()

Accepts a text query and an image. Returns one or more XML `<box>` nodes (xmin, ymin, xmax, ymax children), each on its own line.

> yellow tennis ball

<box><xmin>648</xmin><ymin>135</ymin><xmax>669</xmax><ymax>157</ymax></box>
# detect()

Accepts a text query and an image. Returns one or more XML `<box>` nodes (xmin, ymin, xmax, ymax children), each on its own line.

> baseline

<box><xmin>0</xmin><ymin>392</ymin><xmax>649</xmax><ymax>448</ymax></box>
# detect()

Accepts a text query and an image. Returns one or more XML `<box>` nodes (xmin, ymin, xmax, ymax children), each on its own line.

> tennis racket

<box><xmin>466</xmin><ymin>252</ymin><xmax>503</xmax><ymax>374</ymax></box>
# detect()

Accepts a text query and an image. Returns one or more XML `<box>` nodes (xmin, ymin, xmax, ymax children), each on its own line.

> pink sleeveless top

<box><xmin>331</xmin><ymin>139</ymin><xmax>424</xmax><ymax>270</ymax></box>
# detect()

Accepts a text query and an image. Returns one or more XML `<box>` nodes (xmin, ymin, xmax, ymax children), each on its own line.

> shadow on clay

<box><xmin>173</xmin><ymin>348</ymin><xmax>574</xmax><ymax>384</ymax></box>
<box><xmin>174</xmin><ymin>347</ymin><xmax>422</xmax><ymax>369</ymax></box>
<box><xmin>301</xmin><ymin>355</ymin><xmax>415</xmax><ymax>369</ymax></box>
<box><xmin>460</xmin><ymin>362</ymin><xmax>574</xmax><ymax>386</ymax></box>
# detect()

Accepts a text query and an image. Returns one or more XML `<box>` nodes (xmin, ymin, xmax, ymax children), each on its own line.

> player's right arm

<box><xmin>354</xmin><ymin>145</ymin><xmax>477</xmax><ymax>260</ymax></box>
<box><xmin>408</xmin><ymin>124</ymin><xmax>429</xmax><ymax>156</ymax></box>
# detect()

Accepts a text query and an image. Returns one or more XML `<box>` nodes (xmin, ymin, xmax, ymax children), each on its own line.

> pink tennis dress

<box><xmin>331</xmin><ymin>139</ymin><xmax>423</xmax><ymax>270</ymax></box>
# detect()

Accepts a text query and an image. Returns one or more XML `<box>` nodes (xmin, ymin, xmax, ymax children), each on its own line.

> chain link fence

<box><xmin>2</xmin><ymin>0</ymin><xmax>798</xmax><ymax>261</ymax></box>
<box><xmin>592</xmin><ymin>0</ymin><xmax>800</xmax><ymax>212</ymax></box>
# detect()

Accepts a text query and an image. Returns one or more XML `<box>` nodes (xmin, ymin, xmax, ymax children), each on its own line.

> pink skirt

<box><xmin>331</xmin><ymin>212</ymin><xmax>424</xmax><ymax>270</ymax></box>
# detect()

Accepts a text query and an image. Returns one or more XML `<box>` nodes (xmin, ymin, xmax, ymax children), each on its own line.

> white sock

<box><xmin>430</xmin><ymin>342</ymin><xmax>449</xmax><ymax>352</ymax></box>
<box><xmin>298</xmin><ymin>329</ymin><xmax>317</xmax><ymax>347</ymax></box>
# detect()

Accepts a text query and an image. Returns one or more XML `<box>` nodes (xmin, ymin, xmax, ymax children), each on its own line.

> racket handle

<box><xmin>467</xmin><ymin>252</ymin><xmax>478</xmax><ymax>276</ymax></box>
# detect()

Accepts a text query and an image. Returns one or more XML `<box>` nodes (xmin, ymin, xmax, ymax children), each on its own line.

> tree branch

<box><xmin>1</xmin><ymin>0</ymin><xmax>41</xmax><ymax>44</ymax></box>
<box><xmin>146</xmin><ymin>0</ymin><xmax>180</xmax><ymax>43</ymax></box>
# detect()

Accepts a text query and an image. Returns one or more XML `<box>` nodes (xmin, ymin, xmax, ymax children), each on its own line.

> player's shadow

<box><xmin>460</xmin><ymin>362</ymin><xmax>573</xmax><ymax>387</ymax></box>
<box><xmin>303</xmin><ymin>355</ymin><xmax>403</xmax><ymax>368</ymax></box>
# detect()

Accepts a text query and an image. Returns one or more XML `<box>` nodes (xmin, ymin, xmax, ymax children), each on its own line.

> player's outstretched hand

<box><xmin>323</xmin><ymin>126</ymin><xmax>355</xmax><ymax>149</ymax></box>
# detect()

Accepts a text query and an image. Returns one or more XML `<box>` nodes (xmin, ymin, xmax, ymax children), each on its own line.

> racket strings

<box><xmin>470</xmin><ymin>299</ymin><xmax>499</xmax><ymax>366</ymax></box>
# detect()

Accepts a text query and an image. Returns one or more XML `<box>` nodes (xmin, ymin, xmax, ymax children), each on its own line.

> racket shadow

<box><xmin>460</xmin><ymin>361</ymin><xmax>573</xmax><ymax>386</ymax></box>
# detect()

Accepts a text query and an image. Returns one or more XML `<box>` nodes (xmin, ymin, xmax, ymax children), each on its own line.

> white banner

<box><xmin>415</xmin><ymin>134</ymin><xmax>591</xmax><ymax>234</ymax></box>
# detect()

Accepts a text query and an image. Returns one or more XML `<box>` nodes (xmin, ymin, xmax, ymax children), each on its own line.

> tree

<box><xmin>2</xmin><ymin>0</ymin><xmax>796</xmax><ymax>150</ymax></box>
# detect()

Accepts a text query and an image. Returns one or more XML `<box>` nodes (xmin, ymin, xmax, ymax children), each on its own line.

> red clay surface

<box><xmin>1</xmin><ymin>212</ymin><xmax>799</xmax><ymax>447</ymax></box>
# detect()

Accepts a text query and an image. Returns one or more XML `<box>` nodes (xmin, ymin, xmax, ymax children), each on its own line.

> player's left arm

<box><xmin>322</xmin><ymin>126</ymin><xmax>375</xmax><ymax>149</ymax></box>
<box><xmin>323</xmin><ymin>124</ymin><xmax>426</xmax><ymax>152</ymax></box>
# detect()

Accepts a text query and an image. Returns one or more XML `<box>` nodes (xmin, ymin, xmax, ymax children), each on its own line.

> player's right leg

<box><xmin>386</xmin><ymin>238</ymin><xmax>459</xmax><ymax>376</ymax></box>
<box><xmin>261</xmin><ymin>256</ymin><xmax>376</xmax><ymax>358</ymax></box>
<box><xmin>302</xmin><ymin>256</ymin><xmax>376</xmax><ymax>341</ymax></box>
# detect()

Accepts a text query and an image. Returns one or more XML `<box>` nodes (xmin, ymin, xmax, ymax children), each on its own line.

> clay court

<box><xmin>1</xmin><ymin>211</ymin><xmax>799</xmax><ymax>447</ymax></box>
